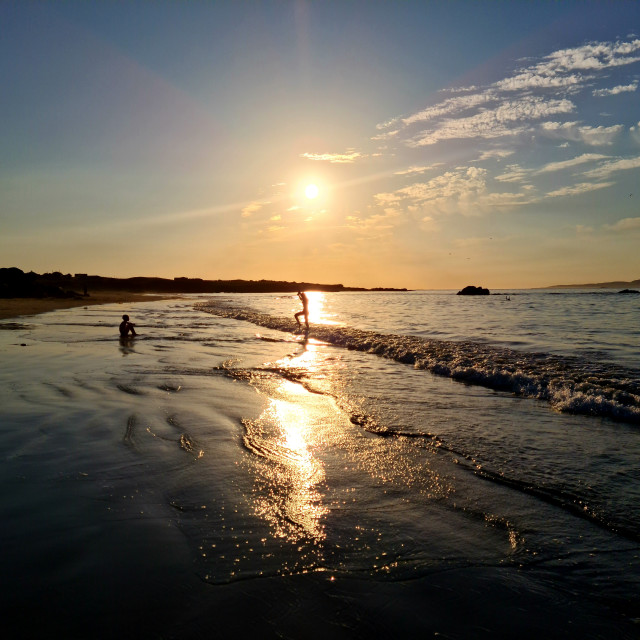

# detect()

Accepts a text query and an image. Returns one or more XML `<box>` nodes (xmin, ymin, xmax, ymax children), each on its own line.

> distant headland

<box><xmin>0</xmin><ymin>267</ymin><xmax>408</xmax><ymax>299</ymax></box>
<box><xmin>538</xmin><ymin>278</ymin><xmax>640</xmax><ymax>289</ymax></box>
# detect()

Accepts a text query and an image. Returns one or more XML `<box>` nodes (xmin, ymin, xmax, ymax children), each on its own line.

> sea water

<box><xmin>0</xmin><ymin>290</ymin><xmax>638</xmax><ymax>639</ymax></box>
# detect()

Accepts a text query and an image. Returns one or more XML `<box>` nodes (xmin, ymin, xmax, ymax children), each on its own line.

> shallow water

<box><xmin>0</xmin><ymin>294</ymin><xmax>638</xmax><ymax>638</ymax></box>
<box><xmin>233</xmin><ymin>289</ymin><xmax>640</xmax><ymax>367</ymax></box>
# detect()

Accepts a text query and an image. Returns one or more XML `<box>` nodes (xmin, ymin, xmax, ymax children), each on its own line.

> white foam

<box><xmin>196</xmin><ymin>302</ymin><xmax>640</xmax><ymax>424</ymax></box>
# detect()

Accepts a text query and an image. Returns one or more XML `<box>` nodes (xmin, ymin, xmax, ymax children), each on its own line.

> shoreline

<box><xmin>0</xmin><ymin>291</ymin><xmax>182</xmax><ymax>320</ymax></box>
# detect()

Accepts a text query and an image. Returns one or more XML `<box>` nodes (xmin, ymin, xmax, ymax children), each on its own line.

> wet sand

<box><xmin>1</xmin><ymin>297</ymin><xmax>638</xmax><ymax>639</ymax></box>
<box><xmin>0</xmin><ymin>291</ymin><xmax>181</xmax><ymax>320</ymax></box>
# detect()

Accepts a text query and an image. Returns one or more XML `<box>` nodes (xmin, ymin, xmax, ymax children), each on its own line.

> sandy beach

<box><xmin>0</xmin><ymin>291</ymin><xmax>181</xmax><ymax>320</ymax></box>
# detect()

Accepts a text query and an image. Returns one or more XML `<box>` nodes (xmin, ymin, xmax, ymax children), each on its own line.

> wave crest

<box><xmin>196</xmin><ymin>302</ymin><xmax>640</xmax><ymax>424</ymax></box>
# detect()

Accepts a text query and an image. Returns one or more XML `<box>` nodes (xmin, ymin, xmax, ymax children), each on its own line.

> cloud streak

<box><xmin>593</xmin><ymin>81</ymin><xmax>638</xmax><ymax>96</ymax></box>
<box><xmin>540</xmin><ymin>122</ymin><xmax>624</xmax><ymax>145</ymax></box>
<box><xmin>545</xmin><ymin>181</ymin><xmax>614</xmax><ymax>198</ymax></box>
<box><xmin>408</xmin><ymin>98</ymin><xmax>575</xmax><ymax>146</ymax></box>
<box><xmin>301</xmin><ymin>151</ymin><xmax>364</xmax><ymax>163</ymax></box>
<box><xmin>582</xmin><ymin>155</ymin><xmax>640</xmax><ymax>179</ymax></box>
<box><xmin>536</xmin><ymin>153</ymin><xmax>609</xmax><ymax>173</ymax></box>
<box><xmin>605</xmin><ymin>217</ymin><xmax>640</xmax><ymax>231</ymax></box>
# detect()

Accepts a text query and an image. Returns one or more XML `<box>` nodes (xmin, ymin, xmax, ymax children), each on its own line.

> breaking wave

<box><xmin>196</xmin><ymin>301</ymin><xmax>640</xmax><ymax>425</ymax></box>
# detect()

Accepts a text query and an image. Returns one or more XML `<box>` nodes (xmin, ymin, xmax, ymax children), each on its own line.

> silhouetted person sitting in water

<box><xmin>294</xmin><ymin>291</ymin><xmax>309</xmax><ymax>330</ymax></box>
<box><xmin>119</xmin><ymin>314</ymin><xmax>137</xmax><ymax>337</ymax></box>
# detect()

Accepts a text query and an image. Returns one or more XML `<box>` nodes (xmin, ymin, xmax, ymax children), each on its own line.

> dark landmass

<box><xmin>619</xmin><ymin>288</ymin><xmax>640</xmax><ymax>294</ymax></box>
<box><xmin>457</xmin><ymin>285</ymin><xmax>490</xmax><ymax>296</ymax></box>
<box><xmin>0</xmin><ymin>267</ymin><xmax>85</xmax><ymax>299</ymax></box>
<box><xmin>539</xmin><ymin>278</ymin><xmax>640</xmax><ymax>289</ymax></box>
<box><xmin>0</xmin><ymin>267</ymin><xmax>407</xmax><ymax>299</ymax></box>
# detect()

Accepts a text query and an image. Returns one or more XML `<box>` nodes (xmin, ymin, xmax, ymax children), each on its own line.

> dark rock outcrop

<box><xmin>619</xmin><ymin>289</ymin><xmax>640</xmax><ymax>294</ymax></box>
<box><xmin>457</xmin><ymin>285</ymin><xmax>490</xmax><ymax>296</ymax></box>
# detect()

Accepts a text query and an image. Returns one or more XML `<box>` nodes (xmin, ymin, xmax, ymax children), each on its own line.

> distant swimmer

<box><xmin>294</xmin><ymin>291</ymin><xmax>309</xmax><ymax>330</ymax></box>
<box><xmin>119</xmin><ymin>314</ymin><xmax>137</xmax><ymax>337</ymax></box>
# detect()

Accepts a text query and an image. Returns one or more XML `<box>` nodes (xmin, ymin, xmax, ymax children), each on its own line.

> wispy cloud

<box><xmin>376</xmin><ymin>167</ymin><xmax>489</xmax><ymax>205</ymax></box>
<box><xmin>241</xmin><ymin>201</ymin><xmax>266</xmax><ymax>218</ymax></box>
<box><xmin>604</xmin><ymin>216</ymin><xmax>640</xmax><ymax>231</ymax></box>
<box><xmin>375</xmin><ymin>37</ymin><xmax>640</xmax><ymax>156</ymax></box>
<box><xmin>582</xmin><ymin>155</ymin><xmax>640</xmax><ymax>179</ymax></box>
<box><xmin>495</xmin><ymin>164</ymin><xmax>529</xmax><ymax>183</ymax></box>
<box><xmin>394</xmin><ymin>164</ymin><xmax>443</xmax><ymax>176</ymax></box>
<box><xmin>493</xmin><ymin>39</ymin><xmax>640</xmax><ymax>94</ymax></box>
<box><xmin>409</xmin><ymin>97</ymin><xmax>575</xmax><ymax>146</ymax></box>
<box><xmin>546</xmin><ymin>181</ymin><xmax>614</xmax><ymax>198</ymax></box>
<box><xmin>345</xmin><ymin>209</ymin><xmax>402</xmax><ymax>235</ymax></box>
<box><xmin>376</xmin><ymin>117</ymin><xmax>401</xmax><ymax>130</ymax></box>
<box><xmin>401</xmin><ymin>92</ymin><xmax>497</xmax><ymax>126</ymax></box>
<box><xmin>540</xmin><ymin>122</ymin><xmax>624</xmax><ymax>145</ymax></box>
<box><xmin>478</xmin><ymin>149</ymin><xmax>515</xmax><ymax>161</ymax></box>
<box><xmin>301</xmin><ymin>151</ymin><xmax>364</xmax><ymax>163</ymax></box>
<box><xmin>371</xmin><ymin>129</ymin><xmax>399</xmax><ymax>141</ymax></box>
<box><xmin>495</xmin><ymin>72</ymin><xmax>587</xmax><ymax>92</ymax></box>
<box><xmin>494</xmin><ymin>153</ymin><xmax>610</xmax><ymax>184</ymax></box>
<box><xmin>376</xmin><ymin>166</ymin><xmax>533</xmax><ymax>215</ymax></box>
<box><xmin>536</xmin><ymin>153</ymin><xmax>609</xmax><ymax>173</ymax></box>
<box><xmin>536</xmin><ymin>39</ymin><xmax>640</xmax><ymax>74</ymax></box>
<box><xmin>593</xmin><ymin>81</ymin><xmax>638</xmax><ymax>96</ymax></box>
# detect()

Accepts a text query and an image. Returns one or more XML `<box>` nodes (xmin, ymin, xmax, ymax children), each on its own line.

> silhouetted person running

<box><xmin>119</xmin><ymin>314</ymin><xmax>137</xmax><ymax>337</ymax></box>
<box><xmin>294</xmin><ymin>291</ymin><xmax>309</xmax><ymax>329</ymax></box>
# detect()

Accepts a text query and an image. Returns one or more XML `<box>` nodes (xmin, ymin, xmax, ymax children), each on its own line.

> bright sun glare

<box><xmin>305</xmin><ymin>184</ymin><xmax>319</xmax><ymax>199</ymax></box>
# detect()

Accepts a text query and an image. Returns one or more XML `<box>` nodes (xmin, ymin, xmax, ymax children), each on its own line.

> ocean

<box><xmin>1</xmin><ymin>290</ymin><xmax>638</xmax><ymax>639</ymax></box>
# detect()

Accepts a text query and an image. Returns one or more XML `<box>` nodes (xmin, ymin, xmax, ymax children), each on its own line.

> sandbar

<box><xmin>0</xmin><ymin>291</ymin><xmax>181</xmax><ymax>320</ymax></box>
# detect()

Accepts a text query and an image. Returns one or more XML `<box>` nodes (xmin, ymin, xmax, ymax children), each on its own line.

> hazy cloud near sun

<box><xmin>604</xmin><ymin>216</ymin><xmax>640</xmax><ymax>232</ymax></box>
<box><xmin>241</xmin><ymin>201</ymin><xmax>265</xmax><ymax>218</ymax></box>
<box><xmin>300</xmin><ymin>151</ymin><xmax>364</xmax><ymax>163</ymax></box>
<box><xmin>394</xmin><ymin>164</ymin><xmax>443</xmax><ymax>176</ymax></box>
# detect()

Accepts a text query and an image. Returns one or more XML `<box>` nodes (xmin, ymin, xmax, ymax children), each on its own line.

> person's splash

<box><xmin>119</xmin><ymin>314</ymin><xmax>137</xmax><ymax>337</ymax></box>
<box><xmin>294</xmin><ymin>291</ymin><xmax>309</xmax><ymax>330</ymax></box>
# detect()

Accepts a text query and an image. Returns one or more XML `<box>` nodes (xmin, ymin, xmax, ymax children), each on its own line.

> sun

<box><xmin>305</xmin><ymin>183</ymin><xmax>319</xmax><ymax>199</ymax></box>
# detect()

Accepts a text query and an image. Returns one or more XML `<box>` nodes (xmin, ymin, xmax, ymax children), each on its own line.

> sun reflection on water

<box><xmin>299</xmin><ymin>291</ymin><xmax>341</xmax><ymax>326</ymax></box>
<box><xmin>243</xmin><ymin>347</ymin><xmax>334</xmax><ymax>544</ymax></box>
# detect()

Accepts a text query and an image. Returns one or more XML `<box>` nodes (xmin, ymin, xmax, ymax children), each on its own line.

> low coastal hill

<box><xmin>539</xmin><ymin>278</ymin><xmax>640</xmax><ymax>289</ymax></box>
<box><xmin>0</xmin><ymin>267</ymin><xmax>407</xmax><ymax>298</ymax></box>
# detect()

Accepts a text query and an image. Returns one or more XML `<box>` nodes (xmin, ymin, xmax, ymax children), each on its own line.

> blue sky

<box><xmin>2</xmin><ymin>1</ymin><xmax>639</xmax><ymax>288</ymax></box>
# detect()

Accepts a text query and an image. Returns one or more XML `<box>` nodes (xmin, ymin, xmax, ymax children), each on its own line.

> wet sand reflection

<box><xmin>242</xmin><ymin>340</ymin><xmax>333</xmax><ymax>544</ymax></box>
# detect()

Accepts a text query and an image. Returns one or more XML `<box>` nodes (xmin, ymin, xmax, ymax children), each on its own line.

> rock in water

<box><xmin>457</xmin><ymin>285</ymin><xmax>490</xmax><ymax>296</ymax></box>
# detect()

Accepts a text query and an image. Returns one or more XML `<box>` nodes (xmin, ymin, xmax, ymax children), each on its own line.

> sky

<box><xmin>2</xmin><ymin>1</ymin><xmax>639</xmax><ymax>289</ymax></box>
